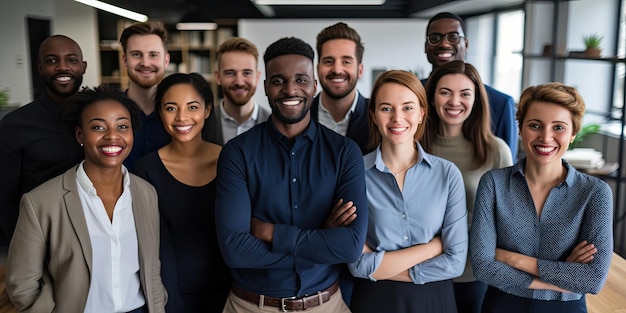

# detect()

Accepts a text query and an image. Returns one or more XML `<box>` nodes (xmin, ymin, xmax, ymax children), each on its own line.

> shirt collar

<box><xmin>266</xmin><ymin>116</ymin><xmax>318</xmax><ymax>144</ymax></box>
<box><xmin>513</xmin><ymin>158</ymin><xmax>576</xmax><ymax>187</ymax></box>
<box><xmin>369</xmin><ymin>141</ymin><xmax>433</xmax><ymax>173</ymax></box>
<box><xmin>76</xmin><ymin>161</ymin><xmax>131</xmax><ymax>196</ymax></box>
<box><xmin>318</xmin><ymin>90</ymin><xmax>360</xmax><ymax>120</ymax></box>
<box><xmin>220</xmin><ymin>100</ymin><xmax>260</xmax><ymax>123</ymax></box>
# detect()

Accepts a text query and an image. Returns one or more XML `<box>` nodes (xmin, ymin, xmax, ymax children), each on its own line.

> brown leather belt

<box><xmin>232</xmin><ymin>281</ymin><xmax>339</xmax><ymax>312</ymax></box>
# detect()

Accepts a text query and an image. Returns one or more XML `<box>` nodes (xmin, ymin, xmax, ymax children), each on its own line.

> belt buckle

<box><xmin>280</xmin><ymin>296</ymin><xmax>297</xmax><ymax>312</ymax></box>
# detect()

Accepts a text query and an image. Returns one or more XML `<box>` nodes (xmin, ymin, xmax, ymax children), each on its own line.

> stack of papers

<box><xmin>563</xmin><ymin>148</ymin><xmax>605</xmax><ymax>169</ymax></box>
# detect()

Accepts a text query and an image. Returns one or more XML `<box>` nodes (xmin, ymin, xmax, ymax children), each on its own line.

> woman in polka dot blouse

<box><xmin>470</xmin><ymin>82</ymin><xmax>613</xmax><ymax>313</ymax></box>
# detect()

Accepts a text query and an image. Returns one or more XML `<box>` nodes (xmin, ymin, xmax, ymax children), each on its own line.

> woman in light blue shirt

<box><xmin>348</xmin><ymin>70</ymin><xmax>468</xmax><ymax>313</ymax></box>
<box><xmin>470</xmin><ymin>82</ymin><xmax>613</xmax><ymax>313</ymax></box>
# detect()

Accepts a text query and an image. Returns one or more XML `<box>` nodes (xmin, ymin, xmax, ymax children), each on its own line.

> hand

<box><xmin>566</xmin><ymin>240</ymin><xmax>597</xmax><ymax>264</ymax></box>
<box><xmin>324</xmin><ymin>199</ymin><xmax>357</xmax><ymax>228</ymax></box>
<box><xmin>362</xmin><ymin>243</ymin><xmax>373</xmax><ymax>253</ymax></box>
<box><xmin>250</xmin><ymin>217</ymin><xmax>274</xmax><ymax>243</ymax></box>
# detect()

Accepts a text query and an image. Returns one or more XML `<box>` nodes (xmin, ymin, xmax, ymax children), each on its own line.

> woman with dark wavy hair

<box><xmin>421</xmin><ymin>60</ymin><xmax>513</xmax><ymax>313</ymax></box>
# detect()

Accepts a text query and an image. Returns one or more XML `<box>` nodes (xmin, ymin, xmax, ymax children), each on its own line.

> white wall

<box><xmin>0</xmin><ymin>0</ymin><xmax>99</xmax><ymax>107</ymax></box>
<box><xmin>239</xmin><ymin>19</ymin><xmax>430</xmax><ymax>109</ymax></box>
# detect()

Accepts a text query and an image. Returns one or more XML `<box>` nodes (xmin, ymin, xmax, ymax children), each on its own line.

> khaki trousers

<box><xmin>222</xmin><ymin>287</ymin><xmax>351</xmax><ymax>313</ymax></box>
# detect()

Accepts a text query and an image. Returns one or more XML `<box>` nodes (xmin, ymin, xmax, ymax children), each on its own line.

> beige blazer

<box><xmin>5</xmin><ymin>166</ymin><xmax>166</xmax><ymax>313</ymax></box>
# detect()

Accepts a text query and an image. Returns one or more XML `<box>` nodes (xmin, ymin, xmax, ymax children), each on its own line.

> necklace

<box><xmin>390</xmin><ymin>160</ymin><xmax>416</xmax><ymax>177</ymax></box>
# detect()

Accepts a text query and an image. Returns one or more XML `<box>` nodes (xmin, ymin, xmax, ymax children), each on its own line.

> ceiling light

<box><xmin>176</xmin><ymin>23</ymin><xmax>218</xmax><ymax>31</ymax></box>
<box><xmin>74</xmin><ymin>0</ymin><xmax>148</xmax><ymax>22</ymax></box>
<box><xmin>251</xmin><ymin>0</ymin><xmax>385</xmax><ymax>5</ymax></box>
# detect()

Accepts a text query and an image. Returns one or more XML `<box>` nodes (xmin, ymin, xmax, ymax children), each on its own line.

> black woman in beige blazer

<box><xmin>5</xmin><ymin>85</ymin><xmax>166</xmax><ymax>312</ymax></box>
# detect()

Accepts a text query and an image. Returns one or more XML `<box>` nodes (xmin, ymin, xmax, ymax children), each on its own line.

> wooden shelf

<box><xmin>524</xmin><ymin>53</ymin><xmax>626</xmax><ymax>63</ymax></box>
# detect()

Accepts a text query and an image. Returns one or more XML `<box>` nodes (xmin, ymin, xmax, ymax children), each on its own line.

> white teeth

<box><xmin>101</xmin><ymin>146</ymin><xmax>122</xmax><ymax>153</ymax></box>
<box><xmin>175</xmin><ymin>125</ymin><xmax>192</xmax><ymax>131</ymax></box>
<box><xmin>282</xmin><ymin>100</ymin><xmax>300</xmax><ymax>106</ymax></box>
<box><xmin>439</xmin><ymin>52</ymin><xmax>453</xmax><ymax>58</ymax></box>
<box><xmin>389</xmin><ymin>127</ymin><xmax>407</xmax><ymax>132</ymax></box>
<box><xmin>331</xmin><ymin>78</ymin><xmax>346</xmax><ymax>82</ymax></box>
<box><xmin>446</xmin><ymin>109</ymin><xmax>462</xmax><ymax>115</ymax></box>
<box><xmin>536</xmin><ymin>146</ymin><xmax>556</xmax><ymax>153</ymax></box>
<box><xmin>56</xmin><ymin>76</ymin><xmax>71</xmax><ymax>81</ymax></box>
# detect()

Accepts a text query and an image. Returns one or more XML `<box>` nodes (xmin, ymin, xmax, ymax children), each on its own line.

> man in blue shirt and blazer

<box><xmin>311</xmin><ymin>22</ymin><xmax>371</xmax><ymax>155</ymax></box>
<box><xmin>422</xmin><ymin>12</ymin><xmax>518</xmax><ymax>159</ymax></box>
<box><xmin>215</xmin><ymin>36</ymin><xmax>368</xmax><ymax>313</ymax></box>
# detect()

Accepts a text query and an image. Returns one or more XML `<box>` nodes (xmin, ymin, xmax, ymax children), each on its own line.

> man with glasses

<box><xmin>423</xmin><ymin>12</ymin><xmax>517</xmax><ymax>160</ymax></box>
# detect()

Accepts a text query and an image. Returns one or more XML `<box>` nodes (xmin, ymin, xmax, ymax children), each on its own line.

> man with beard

<box><xmin>423</xmin><ymin>12</ymin><xmax>517</xmax><ymax>159</ymax></box>
<box><xmin>119</xmin><ymin>22</ymin><xmax>171</xmax><ymax>172</ymax></box>
<box><xmin>215</xmin><ymin>37</ymin><xmax>367</xmax><ymax>313</ymax></box>
<box><xmin>207</xmin><ymin>37</ymin><xmax>270</xmax><ymax>145</ymax></box>
<box><xmin>0</xmin><ymin>35</ymin><xmax>86</xmax><ymax>245</ymax></box>
<box><xmin>312</xmin><ymin>22</ymin><xmax>371</xmax><ymax>154</ymax></box>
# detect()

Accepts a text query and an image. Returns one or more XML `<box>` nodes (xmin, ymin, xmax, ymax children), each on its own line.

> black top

<box><xmin>135</xmin><ymin>151</ymin><xmax>230</xmax><ymax>313</ymax></box>
<box><xmin>0</xmin><ymin>92</ymin><xmax>83</xmax><ymax>243</ymax></box>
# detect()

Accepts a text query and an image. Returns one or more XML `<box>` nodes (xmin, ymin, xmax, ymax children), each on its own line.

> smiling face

<box><xmin>38</xmin><ymin>36</ymin><xmax>86</xmax><ymax>100</ymax></box>
<box><xmin>434</xmin><ymin>73</ymin><xmax>475</xmax><ymax>136</ymax></box>
<box><xmin>425</xmin><ymin>18</ymin><xmax>468</xmax><ymax>69</ymax></box>
<box><xmin>265</xmin><ymin>54</ymin><xmax>317</xmax><ymax>126</ymax></box>
<box><xmin>76</xmin><ymin>99</ymin><xmax>134</xmax><ymax>171</ymax></box>
<box><xmin>317</xmin><ymin>38</ymin><xmax>363</xmax><ymax>100</ymax></box>
<box><xmin>217</xmin><ymin>51</ymin><xmax>260</xmax><ymax>107</ymax></box>
<box><xmin>159</xmin><ymin>83</ymin><xmax>210</xmax><ymax>143</ymax></box>
<box><xmin>123</xmin><ymin>34</ymin><xmax>170</xmax><ymax>89</ymax></box>
<box><xmin>372</xmin><ymin>82</ymin><xmax>425</xmax><ymax>147</ymax></box>
<box><xmin>521</xmin><ymin>101</ymin><xmax>576</xmax><ymax>167</ymax></box>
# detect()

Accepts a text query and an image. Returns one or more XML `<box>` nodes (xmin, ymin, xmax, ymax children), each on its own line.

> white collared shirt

<box><xmin>317</xmin><ymin>90</ymin><xmax>360</xmax><ymax>136</ymax></box>
<box><xmin>76</xmin><ymin>162</ymin><xmax>145</xmax><ymax>313</ymax></box>
<box><xmin>220</xmin><ymin>100</ymin><xmax>261</xmax><ymax>144</ymax></box>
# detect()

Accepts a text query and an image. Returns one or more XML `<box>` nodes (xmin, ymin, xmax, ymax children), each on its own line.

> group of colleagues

<box><xmin>0</xmin><ymin>10</ymin><xmax>614</xmax><ymax>313</ymax></box>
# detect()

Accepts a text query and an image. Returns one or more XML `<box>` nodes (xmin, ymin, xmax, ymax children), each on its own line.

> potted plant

<box><xmin>0</xmin><ymin>88</ymin><xmax>9</xmax><ymax>108</ymax></box>
<box><xmin>583</xmin><ymin>33</ymin><xmax>603</xmax><ymax>58</ymax></box>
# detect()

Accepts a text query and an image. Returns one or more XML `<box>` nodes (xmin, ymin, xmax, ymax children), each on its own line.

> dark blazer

<box><xmin>203</xmin><ymin>101</ymin><xmax>271</xmax><ymax>146</ymax></box>
<box><xmin>311</xmin><ymin>92</ymin><xmax>371</xmax><ymax>155</ymax></box>
<box><xmin>6</xmin><ymin>166</ymin><xmax>166</xmax><ymax>313</ymax></box>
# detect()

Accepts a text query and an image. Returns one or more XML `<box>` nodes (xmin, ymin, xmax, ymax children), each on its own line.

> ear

<box><xmin>204</xmin><ymin>103</ymin><xmax>212</xmax><ymax>119</ymax></box>
<box><xmin>164</xmin><ymin>53</ymin><xmax>171</xmax><ymax>67</ymax></box>
<box><xmin>357</xmin><ymin>63</ymin><xmax>364</xmax><ymax>79</ymax></box>
<box><xmin>75</xmin><ymin>126</ymin><xmax>84</xmax><ymax>145</ymax></box>
<box><xmin>81</xmin><ymin>61</ymin><xmax>87</xmax><ymax>75</ymax></box>
<box><xmin>122</xmin><ymin>53</ymin><xmax>128</xmax><ymax>68</ymax></box>
<box><xmin>215</xmin><ymin>69</ymin><xmax>221</xmax><ymax>85</ymax></box>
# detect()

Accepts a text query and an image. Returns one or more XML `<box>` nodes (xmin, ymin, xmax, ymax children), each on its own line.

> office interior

<box><xmin>1</xmin><ymin>0</ymin><xmax>625</xmax><ymax>258</ymax></box>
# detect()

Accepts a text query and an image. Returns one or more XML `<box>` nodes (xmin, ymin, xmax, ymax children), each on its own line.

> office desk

<box><xmin>588</xmin><ymin>252</ymin><xmax>626</xmax><ymax>313</ymax></box>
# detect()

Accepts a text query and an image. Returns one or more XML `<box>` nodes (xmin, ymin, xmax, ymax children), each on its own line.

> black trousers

<box><xmin>350</xmin><ymin>278</ymin><xmax>458</xmax><ymax>313</ymax></box>
<box><xmin>481</xmin><ymin>286</ymin><xmax>587</xmax><ymax>313</ymax></box>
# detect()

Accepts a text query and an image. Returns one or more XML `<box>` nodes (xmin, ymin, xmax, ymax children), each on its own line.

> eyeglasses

<box><xmin>426</xmin><ymin>32</ymin><xmax>465</xmax><ymax>46</ymax></box>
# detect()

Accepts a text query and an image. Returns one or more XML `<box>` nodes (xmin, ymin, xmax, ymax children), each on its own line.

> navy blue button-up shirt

<box><xmin>215</xmin><ymin>117</ymin><xmax>367</xmax><ymax>298</ymax></box>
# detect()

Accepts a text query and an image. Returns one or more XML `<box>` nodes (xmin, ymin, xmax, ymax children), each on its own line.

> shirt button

<box><xmin>403</xmin><ymin>236</ymin><xmax>408</xmax><ymax>241</ymax></box>
<box><xmin>401</xmin><ymin>214</ymin><xmax>406</xmax><ymax>219</ymax></box>
<box><xmin>294</xmin><ymin>204</ymin><xmax>298</xmax><ymax>209</ymax></box>
<box><xmin>292</xmin><ymin>178</ymin><xmax>297</xmax><ymax>183</ymax></box>
<box><xmin>291</xmin><ymin>152</ymin><xmax>296</xmax><ymax>156</ymax></box>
